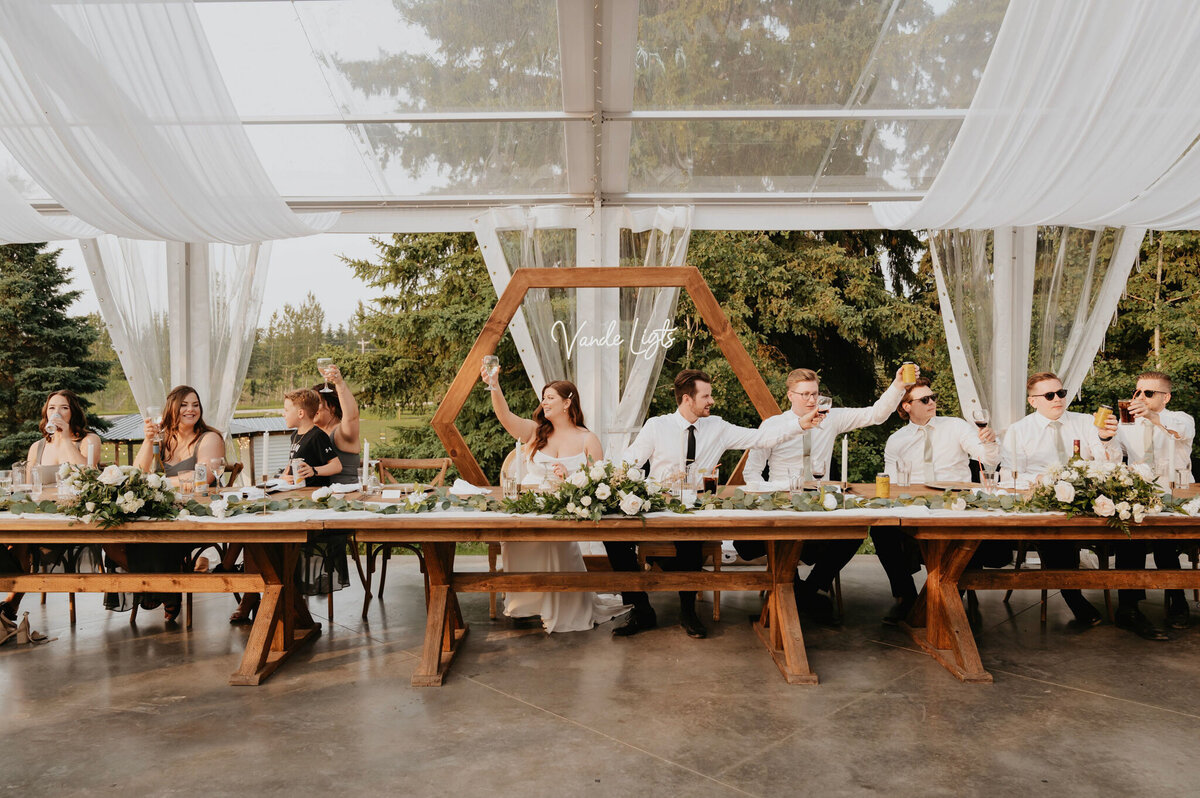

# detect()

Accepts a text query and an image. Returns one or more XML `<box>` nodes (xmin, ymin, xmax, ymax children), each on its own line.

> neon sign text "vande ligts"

<box><xmin>550</xmin><ymin>317</ymin><xmax>677</xmax><ymax>362</ymax></box>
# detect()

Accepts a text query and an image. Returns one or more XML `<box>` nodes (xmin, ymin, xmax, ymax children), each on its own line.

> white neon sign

<box><xmin>550</xmin><ymin>317</ymin><xmax>677</xmax><ymax>362</ymax></box>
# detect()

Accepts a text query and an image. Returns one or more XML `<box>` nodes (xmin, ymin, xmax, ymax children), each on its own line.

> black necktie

<box><xmin>686</xmin><ymin>424</ymin><xmax>697</xmax><ymax>467</ymax></box>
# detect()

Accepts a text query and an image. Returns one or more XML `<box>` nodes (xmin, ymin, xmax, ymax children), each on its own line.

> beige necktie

<box><xmin>1048</xmin><ymin>420</ymin><xmax>1067</xmax><ymax>463</ymax></box>
<box><xmin>1144</xmin><ymin>420</ymin><xmax>1156</xmax><ymax>469</ymax></box>
<box><xmin>800</xmin><ymin>430</ymin><xmax>812</xmax><ymax>481</ymax></box>
<box><xmin>921</xmin><ymin>426</ymin><xmax>935</xmax><ymax>481</ymax></box>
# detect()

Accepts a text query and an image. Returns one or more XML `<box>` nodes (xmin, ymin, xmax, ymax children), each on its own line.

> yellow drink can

<box><xmin>1093</xmin><ymin>405</ymin><xmax>1112</xmax><ymax>428</ymax></box>
<box><xmin>900</xmin><ymin>362</ymin><xmax>918</xmax><ymax>384</ymax></box>
<box><xmin>875</xmin><ymin>473</ymin><xmax>891</xmax><ymax>499</ymax></box>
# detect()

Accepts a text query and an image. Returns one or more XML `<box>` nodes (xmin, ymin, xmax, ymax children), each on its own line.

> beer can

<box><xmin>901</xmin><ymin>362</ymin><xmax>918</xmax><ymax>384</ymax></box>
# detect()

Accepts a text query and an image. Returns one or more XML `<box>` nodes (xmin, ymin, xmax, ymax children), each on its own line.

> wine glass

<box><xmin>317</xmin><ymin>358</ymin><xmax>335</xmax><ymax>393</ymax></box>
<box><xmin>811</xmin><ymin>460</ymin><xmax>826</xmax><ymax>492</ymax></box>
<box><xmin>816</xmin><ymin>396</ymin><xmax>833</xmax><ymax>424</ymax></box>
<box><xmin>482</xmin><ymin>355</ymin><xmax>500</xmax><ymax>391</ymax></box>
<box><xmin>972</xmin><ymin>409</ymin><xmax>990</xmax><ymax>430</ymax></box>
<box><xmin>146</xmin><ymin>405</ymin><xmax>163</xmax><ymax>443</ymax></box>
<box><xmin>209</xmin><ymin>456</ymin><xmax>226</xmax><ymax>488</ymax></box>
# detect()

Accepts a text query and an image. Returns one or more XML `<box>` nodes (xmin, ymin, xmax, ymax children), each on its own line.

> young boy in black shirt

<box><xmin>283</xmin><ymin>388</ymin><xmax>341</xmax><ymax>488</ymax></box>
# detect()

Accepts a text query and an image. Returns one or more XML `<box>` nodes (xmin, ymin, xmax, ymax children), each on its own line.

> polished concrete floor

<box><xmin>3</xmin><ymin>555</ymin><xmax>1200</xmax><ymax>797</ymax></box>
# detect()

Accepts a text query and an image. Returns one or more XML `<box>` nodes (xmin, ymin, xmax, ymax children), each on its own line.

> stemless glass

<box><xmin>0</xmin><ymin>469</ymin><xmax>11</xmax><ymax>497</ymax></box>
<box><xmin>317</xmin><ymin>358</ymin><xmax>335</xmax><ymax>393</ymax></box>
<box><xmin>12</xmin><ymin>461</ymin><xmax>28</xmax><ymax>491</ymax></box>
<box><xmin>896</xmin><ymin>461</ymin><xmax>912</xmax><ymax>487</ymax></box>
<box><xmin>178</xmin><ymin>470</ymin><xmax>196</xmax><ymax>497</ymax></box>
<box><xmin>482</xmin><ymin>355</ymin><xmax>500</xmax><ymax>390</ymax></box>
<box><xmin>32</xmin><ymin>467</ymin><xmax>44</xmax><ymax>500</ymax></box>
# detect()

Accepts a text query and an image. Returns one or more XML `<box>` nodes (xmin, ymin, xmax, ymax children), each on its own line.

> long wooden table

<box><xmin>900</xmin><ymin>513</ymin><xmax>1200</xmax><ymax>683</ymax></box>
<box><xmin>336</xmin><ymin>511</ymin><xmax>890</xmax><ymax>687</ymax></box>
<box><xmin>0</xmin><ymin>516</ymin><xmax>322</xmax><ymax>686</ymax></box>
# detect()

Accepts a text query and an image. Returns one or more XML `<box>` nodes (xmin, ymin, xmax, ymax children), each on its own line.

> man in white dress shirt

<box><xmin>610</xmin><ymin>369</ymin><xmax>817</xmax><ymax>639</ymax></box>
<box><xmin>739</xmin><ymin>366</ymin><xmax>909</xmax><ymax>625</ymax></box>
<box><xmin>1114</xmin><ymin>371</ymin><xmax>1195</xmax><ymax>632</ymax></box>
<box><xmin>876</xmin><ymin>377</ymin><xmax>999</xmax><ymax>625</ymax></box>
<box><xmin>999</xmin><ymin>372</ymin><xmax>1142</xmax><ymax>633</ymax></box>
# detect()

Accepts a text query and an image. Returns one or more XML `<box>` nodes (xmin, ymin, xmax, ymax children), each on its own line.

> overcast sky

<box><xmin>54</xmin><ymin>233</ymin><xmax>386</xmax><ymax>329</ymax></box>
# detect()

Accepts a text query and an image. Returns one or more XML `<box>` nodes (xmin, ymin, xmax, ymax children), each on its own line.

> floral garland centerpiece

<box><xmin>501</xmin><ymin>460</ymin><xmax>687</xmax><ymax>520</ymax></box>
<box><xmin>58</xmin><ymin>464</ymin><xmax>179</xmax><ymax>528</ymax></box>
<box><xmin>1025</xmin><ymin>457</ymin><xmax>1162</xmax><ymax>530</ymax></box>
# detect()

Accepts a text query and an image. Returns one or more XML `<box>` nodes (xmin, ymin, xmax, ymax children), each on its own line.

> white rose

<box><xmin>618</xmin><ymin>492</ymin><xmax>643</xmax><ymax>515</ymax></box>
<box><xmin>1132</xmin><ymin>503</ymin><xmax>1146</xmax><ymax>523</ymax></box>
<box><xmin>98</xmin><ymin>465</ymin><xmax>126</xmax><ymax>486</ymax></box>
<box><xmin>566</xmin><ymin>502</ymin><xmax>578</xmax><ymax>513</ymax></box>
<box><xmin>1183</xmin><ymin>497</ymin><xmax>1200</xmax><ymax>517</ymax></box>
<box><xmin>1118</xmin><ymin>507</ymin><xmax>1131</xmax><ymax>521</ymax></box>
<box><xmin>57</xmin><ymin>462</ymin><xmax>71</xmax><ymax>479</ymax></box>
<box><xmin>1116</xmin><ymin>501</ymin><xmax>1130</xmax><ymax>514</ymax></box>
<box><xmin>625</xmin><ymin>467</ymin><xmax>644</xmax><ymax>483</ymax></box>
<box><xmin>535</xmin><ymin>496</ymin><xmax>546</xmax><ymax>509</ymax></box>
<box><xmin>1061</xmin><ymin>469</ymin><xmax>1078</xmax><ymax>482</ymax></box>
<box><xmin>1131</xmin><ymin>463</ymin><xmax>1155</xmax><ymax>482</ymax></box>
<box><xmin>406</xmin><ymin>493</ymin><xmax>424</xmax><ymax>508</ymax></box>
<box><xmin>177</xmin><ymin>508</ymin><xmax>191</xmax><ymax>520</ymax></box>
<box><xmin>1053</xmin><ymin>481</ymin><xmax>1076</xmax><ymax>503</ymax></box>
<box><xmin>312</xmin><ymin>486</ymin><xmax>333</xmax><ymax>501</ymax></box>
<box><xmin>589</xmin><ymin>463</ymin><xmax>608</xmax><ymax>481</ymax></box>
<box><xmin>145</xmin><ymin>473</ymin><xmax>160</xmax><ymax>489</ymax></box>
<box><xmin>575</xmin><ymin>507</ymin><xmax>589</xmax><ymax>518</ymax></box>
<box><xmin>594</xmin><ymin>483</ymin><xmax>612</xmax><ymax>500</ymax></box>
<box><xmin>567</xmin><ymin>471</ymin><xmax>589</xmax><ymax>489</ymax></box>
<box><xmin>951</xmin><ymin>497</ymin><xmax>968</xmax><ymax>512</ymax></box>
<box><xmin>85</xmin><ymin>501</ymin><xmax>95</xmax><ymax>512</ymax></box>
<box><xmin>80</xmin><ymin>514</ymin><xmax>92</xmax><ymax>524</ymax></box>
<box><xmin>823</xmin><ymin>493</ymin><xmax>839</xmax><ymax>511</ymax></box>
<box><xmin>209</xmin><ymin>499</ymin><xmax>228</xmax><ymax>519</ymax></box>
<box><xmin>123</xmin><ymin>490</ymin><xmax>136</xmax><ymax>502</ymax></box>
<box><xmin>1093</xmin><ymin>495</ymin><xmax>1116</xmax><ymax>517</ymax></box>
<box><xmin>645</xmin><ymin>478</ymin><xmax>661</xmax><ymax>494</ymax></box>
<box><xmin>580</xmin><ymin>495</ymin><xmax>592</xmax><ymax>507</ymax></box>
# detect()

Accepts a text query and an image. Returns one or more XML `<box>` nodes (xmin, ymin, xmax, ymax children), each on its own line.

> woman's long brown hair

<box><xmin>527</xmin><ymin>380</ymin><xmax>586</xmax><ymax>457</ymax></box>
<box><xmin>39</xmin><ymin>389</ymin><xmax>90</xmax><ymax>442</ymax></box>
<box><xmin>160</xmin><ymin>385</ymin><xmax>216</xmax><ymax>460</ymax></box>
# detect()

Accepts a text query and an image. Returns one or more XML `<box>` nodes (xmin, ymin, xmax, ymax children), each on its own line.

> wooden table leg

<box><xmin>411</xmin><ymin>542</ymin><xmax>468</xmax><ymax>687</ymax></box>
<box><xmin>902</xmin><ymin>538</ymin><xmax>991</xmax><ymax>684</ymax></box>
<box><xmin>229</xmin><ymin>543</ymin><xmax>322</xmax><ymax>686</ymax></box>
<box><xmin>752</xmin><ymin>540</ymin><xmax>819</xmax><ymax>685</ymax></box>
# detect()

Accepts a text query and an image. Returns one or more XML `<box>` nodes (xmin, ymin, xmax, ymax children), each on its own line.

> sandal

<box><xmin>229</xmin><ymin>593</ymin><xmax>259</xmax><ymax>625</ymax></box>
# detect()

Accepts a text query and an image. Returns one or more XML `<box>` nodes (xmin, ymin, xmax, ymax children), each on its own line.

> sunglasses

<box><xmin>1132</xmin><ymin>389</ymin><xmax>1163</xmax><ymax>398</ymax></box>
<box><xmin>1029</xmin><ymin>389</ymin><xmax>1068</xmax><ymax>400</ymax></box>
<box><xmin>909</xmin><ymin>394</ymin><xmax>937</xmax><ymax>405</ymax></box>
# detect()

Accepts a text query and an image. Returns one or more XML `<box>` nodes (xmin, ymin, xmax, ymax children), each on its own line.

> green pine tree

<box><xmin>0</xmin><ymin>243</ymin><xmax>110</xmax><ymax>464</ymax></box>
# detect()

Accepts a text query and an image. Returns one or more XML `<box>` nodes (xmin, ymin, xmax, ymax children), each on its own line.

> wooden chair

<box><xmin>357</xmin><ymin>458</ymin><xmax>451</xmax><ymax>618</ymax></box>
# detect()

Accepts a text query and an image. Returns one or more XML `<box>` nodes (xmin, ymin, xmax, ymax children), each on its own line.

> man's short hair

<box><xmin>897</xmin><ymin>377</ymin><xmax>933</xmax><ymax>422</ymax></box>
<box><xmin>285</xmin><ymin>388</ymin><xmax>320</xmax><ymax>418</ymax></box>
<box><xmin>1137</xmin><ymin>371</ymin><xmax>1173</xmax><ymax>390</ymax></box>
<box><xmin>786</xmin><ymin>368</ymin><xmax>819</xmax><ymax>389</ymax></box>
<box><xmin>1026</xmin><ymin>371</ymin><xmax>1060</xmax><ymax>394</ymax></box>
<box><xmin>673</xmin><ymin>369</ymin><xmax>712</xmax><ymax>404</ymax></box>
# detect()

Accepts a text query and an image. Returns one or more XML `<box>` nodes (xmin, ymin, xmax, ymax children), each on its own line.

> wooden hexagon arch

<box><xmin>431</xmin><ymin>266</ymin><xmax>782</xmax><ymax>485</ymax></box>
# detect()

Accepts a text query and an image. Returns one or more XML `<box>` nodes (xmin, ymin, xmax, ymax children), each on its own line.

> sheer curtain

<box><xmin>0</xmin><ymin>0</ymin><xmax>335</xmax><ymax>243</ymax></box>
<box><xmin>0</xmin><ymin>175</ymin><xmax>98</xmax><ymax>243</ymax></box>
<box><xmin>875</xmin><ymin>0</ymin><xmax>1200</xmax><ymax>230</ymax></box>
<box><xmin>929</xmin><ymin>225</ymin><xmax>1145</xmax><ymax>432</ymax></box>
<box><xmin>82</xmin><ymin>236</ymin><xmax>271</xmax><ymax>436</ymax></box>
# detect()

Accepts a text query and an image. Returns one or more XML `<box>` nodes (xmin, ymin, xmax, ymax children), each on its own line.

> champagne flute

<box><xmin>482</xmin><ymin>355</ymin><xmax>500</xmax><ymax>391</ymax></box>
<box><xmin>317</xmin><ymin>358</ymin><xmax>335</xmax><ymax>393</ymax></box>
<box><xmin>209</xmin><ymin>456</ymin><xmax>226</xmax><ymax>488</ymax></box>
<box><xmin>972</xmin><ymin>409</ymin><xmax>990</xmax><ymax>430</ymax></box>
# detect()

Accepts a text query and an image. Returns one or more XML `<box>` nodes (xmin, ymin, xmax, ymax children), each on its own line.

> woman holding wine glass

<box><xmin>311</xmin><ymin>361</ymin><xmax>361</xmax><ymax>484</ymax></box>
<box><xmin>481</xmin><ymin>359</ymin><xmax>626</xmax><ymax>633</ymax></box>
<box><xmin>127</xmin><ymin>386</ymin><xmax>224</xmax><ymax>622</ymax></box>
<box><xmin>2</xmin><ymin>390</ymin><xmax>103</xmax><ymax>624</ymax></box>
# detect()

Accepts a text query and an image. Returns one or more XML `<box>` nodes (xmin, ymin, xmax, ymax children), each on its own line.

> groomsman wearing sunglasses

<box><xmin>1000</xmin><ymin>372</ymin><xmax>1130</xmax><ymax>632</ymax></box>
<box><xmin>1113</xmin><ymin>371</ymin><xmax>1195</xmax><ymax>633</ymax></box>
<box><xmin>876</xmin><ymin>377</ymin><xmax>1000</xmax><ymax>626</ymax></box>
<box><xmin>739</xmin><ymin>366</ymin><xmax>910</xmax><ymax>626</ymax></box>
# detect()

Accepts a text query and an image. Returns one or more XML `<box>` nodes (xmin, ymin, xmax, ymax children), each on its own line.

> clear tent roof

<box><xmin>3</xmin><ymin>0</ymin><xmax>1009</xmax><ymax>225</ymax></box>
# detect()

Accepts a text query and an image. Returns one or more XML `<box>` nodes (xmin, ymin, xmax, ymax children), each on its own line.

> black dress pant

<box><xmin>1114</xmin><ymin>539</ymin><xmax>1184</xmax><ymax>609</ymax></box>
<box><xmin>731</xmin><ymin>538</ymin><xmax>859</xmax><ymax>594</ymax></box>
<box><xmin>604</xmin><ymin>541</ymin><xmax>703</xmax><ymax>612</ymax></box>
<box><xmin>1036</xmin><ymin>541</ymin><xmax>1097</xmax><ymax>618</ymax></box>
<box><xmin>874</xmin><ymin>531</ymin><xmax>1013</xmax><ymax>599</ymax></box>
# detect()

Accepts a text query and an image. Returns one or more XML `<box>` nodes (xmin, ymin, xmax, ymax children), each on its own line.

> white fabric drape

<box><xmin>82</xmin><ymin>236</ymin><xmax>271</xmax><ymax>436</ymax></box>
<box><xmin>0</xmin><ymin>0</ymin><xmax>335</xmax><ymax>244</ymax></box>
<box><xmin>875</xmin><ymin>0</ymin><xmax>1200</xmax><ymax>230</ymax></box>
<box><xmin>0</xmin><ymin>175</ymin><xmax>99</xmax><ymax>243</ymax></box>
<box><xmin>929</xmin><ymin>225</ymin><xmax>1144</xmax><ymax>433</ymax></box>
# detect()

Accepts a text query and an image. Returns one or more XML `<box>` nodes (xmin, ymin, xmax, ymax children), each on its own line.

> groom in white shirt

<box><xmin>877</xmin><ymin>377</ymin><xmax>999</xmax><ymax>625</ymax></box>
<box><xmin>999</xmin><ymin>372</ymin><xmax>1136</xmax><ymax>633</ymax></box>
<box><xmin>739</xmin><ymin>366</ymin><xmax>909</xmax><ymax>626</ymax></box>
<box><xmin>609</xmin><ymin>369</ymin><xmax>816</xmax><ymax>639</ymax></box>
<box><xmin>1114</xmin><ymin>370</ymin><xmax>1195</xmax><ymax>633</ymax></box>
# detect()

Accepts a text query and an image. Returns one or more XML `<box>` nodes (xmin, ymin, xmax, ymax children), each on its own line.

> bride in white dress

<box><xmin>481</xmin><ymin>368</ymin><xmax>626</xmax><ymax>633</ymax></box>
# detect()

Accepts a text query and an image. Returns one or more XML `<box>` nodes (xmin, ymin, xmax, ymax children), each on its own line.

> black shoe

<box><xmin>506</xmin><ymin>615</ymin><xmax>542</xmax><ymax>630</ymax></box>
<box><xmin>882</xmin><ymin>595</ymin><xmax>917</xmax><ymax>627</ymax></box>
<box><xmin>679</xmin><ymin>606</ymin><xmax>707</xmax><ymax>639</ymax></box>
<box><xmin>1115</xmin><ymin>608</ymin><xmax>1169</xmax><ymax>641</ymax></box>
<box><xmin>796</xmin><ymin>588</ymin><xmax>841</xmax><ymax>628</ymax></box>
<box><xmin>1062</xmin><ymin>592</ymin><xmax>1102</xmax><ymax>627</ymax></box>
<box><xmin>0</xmin><ymin>600</ymin><xmax>16</xmax><ymax>623</ymax></box>
<box><xmin>612</xmin><ymin>609</ymin><xmax>657</xmax><ymax>637</ymax></box>
<box><xmin>1165</xmin><ymin>598</ymin><xmax>1191</xmax><ymax>630</ymax></box>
